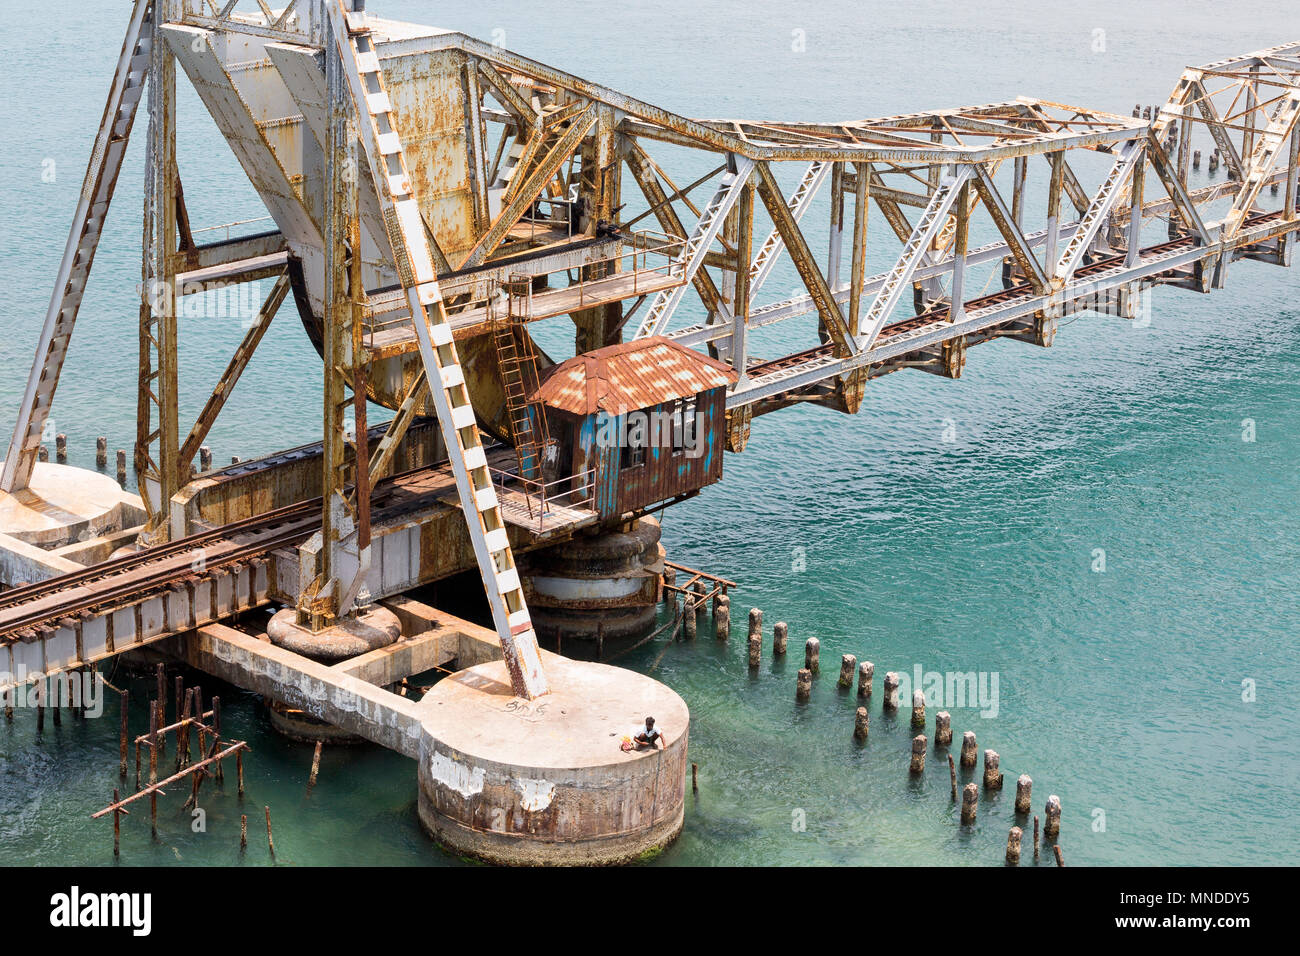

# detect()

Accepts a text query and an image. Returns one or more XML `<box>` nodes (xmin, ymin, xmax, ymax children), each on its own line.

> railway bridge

<box><xmin>0</xmin><ymin>0</ymin><xmax>1296</xmax><ymax>863</ymax></box>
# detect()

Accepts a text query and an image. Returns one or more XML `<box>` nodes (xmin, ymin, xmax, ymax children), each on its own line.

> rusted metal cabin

<box><xmin>534</xmin><ymin>338</ymin><xmax>737</xmax><ymax>521</ymax></box>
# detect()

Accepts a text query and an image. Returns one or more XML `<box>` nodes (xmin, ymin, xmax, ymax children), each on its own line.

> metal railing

<box><xmin>190</xmin><ymin>215</ymin><xmax>277</xmax><ymax>244</ymax></box>
<box><xmin>504</xmin><ymin>230</ymin><xmax>685</xmax><ymax>319</ymax></box>
<box><xmin>489</xmin><ymin>467</ymin><xmax>597</xmax><ymax>531</ymax></box>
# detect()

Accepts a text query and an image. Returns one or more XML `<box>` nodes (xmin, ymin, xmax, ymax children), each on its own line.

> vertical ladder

<box><xmin>1</xmin><ymin>0</ymin><xmax>154</xmax><ymax>493</ymax></box>
<box><xmin>492</xmin><ymin>292</ymin><xmax>551</xmax><ymax>482</ymax></box>
<box><xmin>329</xmin><ymin>1</ymin><xmax>548</xmax><ymax>698</ymax></box>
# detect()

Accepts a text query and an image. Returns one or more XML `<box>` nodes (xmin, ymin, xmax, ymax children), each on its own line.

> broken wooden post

<box><xmin>961</xmin><ymin>783</ymin><xmax>978</xmax><ymax>825</ymax></box>
<box><xmin>934</xmin><ymin>710</ymin><xmax>952</xmax><ymax>746</ymax></box>
<box><xmin>772</xmin><ymin>621</ymin><xmax>787</xmax><ymax>655</ymax></box>
<box><xmin>691</xmin><ymin>762</ymin><xmax>698</xmax><ymax>793</ymax></box>
<box><xmin>96</xmin><ymin>436</ymin><xmax>108</xmax><ymax>467</ymax></box>
<box><xmin>909</xmin><ymin>734</ymin><xmax>926</xmax><ymax>774</ymax></box>
<box><xmin>265</xmin><ymin>806</ymin><xmax>275</xmax><ymax>857</ymax></box>
<box><xmin>911</xmin><ymin>690</ymin><xmax>925</xmax><ymax>729</ymax></box>
<box><xmin>960</xmin><ymin>730</ymin><xmax>977</xmax><ymax>767</ymax></box>
<box><xmin>748</xmin><ymin>632</ymin><xmax>761</xmax><ymax>668</ymax></box>
<box><xmin>113</xmin><ymin>788</ymin><xmax>121</xmax><ymax>857</ymax></box>
<box><xmin>882</xmin><ymin>672</ymin><xmax>900</xmax><ymax>711</ymax></box>
<box><xmin>1015</xmin><ymin>774</ymin><xmax>1032</xmax><ymax>814</ymax></box>
<box><xmin>240</xmin><ymin>814</ymin><xmax>248</xmax><ymax>851</ymax></box>
<box><xmin>118</xmin><ymin>688</ymin><xmax>129</xmax><ymax>777</ymax></box>
<box><xmin>748</xmin><ymin>608</ymin><xmax>762</xmax><ymax>647</ymax></box>
<box><xmin>854</xmin><ymin>706</ymin><xmax>869</xmax><ymax>742</ymax></box>
<box><xmin>1006</xmin><ymin>826</ymin><xmax>1022</xmax><ymax>865</ymax></box>
<box><xmin>948</xmin><ymin>754</ymin><xmax>957</xmax><ymax>800</ymax></box>
<box><xmin>1034</xmin><ymin>815</ymin><xmax>1041</xmax><ymax>861</ymax></box>
<box><xmin>1053</xmin><ymin>844</ymin><xmax>1065</xmax><ymax>867</ymax></box>
<box><xmin>663</xmin><ymin>566</ymin><xmax>677</xmax><ymax>614</ymax></box>
<box><xmin>796</xmin><ymin>668</ymin><xmax>812</xmax><ymax>702</ymax></box>
<box><xmin>983</xmin><ymin>749</ymin><xmax>1003</xmax><ymax>791</ymax></box>
<box><xmin>716</xmin><ymin>595</ymin><xmax>730</xmax><ymax>640</ymax></box>
<box><xmin>212</xmin><ymin>695</ymin><xmax>223</xmax><ymax>783</ymax></box>
<box><xmin>683</xmin><ymin>602</ymin><xmax>696</xmax><ymax>639</ymax></box>
<box><xmin>804</xmin><ymin>637</ymin><xmax>820</xmax><ymax>673</ymax></box>
<box><xmin>837</xmin><ymin>653</ymin><xmax>856</xmax><ymax>688</ymax></box>
<box><xmin>116</xmin><ymin>449</ymin><xmax>127</xmax><ymax>485</ymax></box>
<box><xmin>857</xmin><ymin>660</ymin><xmax>873</xmax><ymax>699</ymax></box>
<box><xmin>1044</xmin><ymin>795</ymin><xmax>1061</xmax><ymax>838</ymax></box>
<box><xmin>55</xmin><ymin>433</ymin><xmax>67</xmax><ymax>463</ymax></box>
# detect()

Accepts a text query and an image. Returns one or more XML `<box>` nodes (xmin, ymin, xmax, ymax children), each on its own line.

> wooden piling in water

<box><xmin>837</xmin><ymin>654</ymin><xmax>856</xmax><ymax>688</ymax></box>
<box><xmin>308</xmin><ymin>741</ymin><xmax>322</xmax><ymax>790</ymax></box>
<box><xmin>148</xmin><ymin>707</ymin><xmax>158</xmax><ymax>838</ymax></box>
<box><xmin>683</xmin><ymin>603</ymin><xmax>696</xmax><ymax>639</ymax></box>
<box><xmin>55</xmin><ymin>433</ymin><xmax>67</xmax><ymax>463</ymax></box>
<box><xmin>795</xmin><ymin>668</ymin><xmax>812</xmax><ymax>702</ymax></box>
<box><xmin>1053</xmin><ymin>844</ymin><xmax>1064</xmax><ymax>867</ymax></box>
<box><xmin>948</xmin><ymin>754</ymin><xmax>957</xmax><ymax>800</ymax></box>
<box><xmin>265</xmin><ymin>806</ymin><xmax>275</xmax><ymax>857</ymax></box>
<box><xmin>96</xmin><ymin>436</ymin><xmax>108</xmax><ymax>467</ymax></box>
<box><xmin>693</xmin><ymin>581</ymin><xmax>707</xmax><ymax>624</ymax></box>
<box><xmin>747</xmin><ymin>632</ymin><xmax>761</xmax><ymax>668</ymax></box>
<box><xmin>240</xmin><ymin>814</ymin><xmax>247</xmax><ymax>851</ymax></box>
<box><xmin>911</xmin><ymin>690</ymin><xmax>925</xmax><ymax>728</ymax></box>
<box><xmin>857</xmin><ymin>660</ymin><xmax>873</xmax><ymax>699</ymax></box>
<box><xmin>854</xmin><ymin>706</ymin><xmax>869</xmax><ymax>742</ymax></box>
<box><xmin>113</xmin><ymin>788</ymin><xmax>121</xmax><ymax>857</ymax></box>
<box><xmin>116</xmin><ymin>450</ymin><xmax>126</xmax><ymax>485</ymax></box>
<box><xmin>716</xmin><ymin>596</ymin><xmax>730</xmax><ymax>640</ymax></box>
<box><xmin>663</xmin><ymin>567</ymin><xmax>677</xmax><ymax>614</ymax></box>
<box><xmin>200</xmin><ymin>445</ymin><xmax>212</xmax><ymax>471</ymax></box>
<box><xmin>960</xmin><ymin>730</ymin><xmax>977</xmax><ymax>767</ymax></box>
<box><xmin>804</xmin><ymin>637</ymin><xmax>819</xmax><ymax>673</ymax></box>
<box><xmin>154</xmin><ymin>665</ymin><xmax>166</xmax><ymax>757</ymax></box>
<box><xmin>934</xmin><ymin>710</ymin><xmax>952</xmax><ymax>746</ymax></box>
<box><xmin>1006</xmin><ymin>826</ymin><xmax>1022</xmax><ymax>865</ymax></box>
<box><xmin>882</xmin><ymin>672</ymin><xmax>899</xmax><ymax>711</ymax></box>
<box><xmin>909</xmin><ymin>734</ymin><xmax>926</xmax><ymax>774</ymax></box>
<box><xmin>983</xmin><ymin>749</ymin><xmax>1003</xmax><ymax>791</ymax></box>
<box><xmin>748</xmin><ymin>608</ymin><xmax>762</xmax><ymax>646</ymax></box>
<box><xmin>237</xmin><ymin>748</ymin><xmax>245</xmax><ymax>798</ymax></box>
<box><xmin>772</xmin><ymin>621</ymin><xmax>787</xmax><ymax>655</ymax></box>
<box><xmin>1034</xmin><ymin>815</ymin><xmax>1040</xmax><ymax>860</ymax></box>
<box><xmin>1015</xmin><ymin>774</ymin><xmax>1032</xmax><ymax>814</ymax></box>
<box><xmin>691</xmin><ymin>762</ymin><xmax>698</xmax><ymax>793</ymax></box>
<box><xmin>212</xmin><ymin>696</ymin><xmax>223</xmax><ymax>782</ymax></box>
<box><xmin>961</xmin><ymin>783</ymin><xmax>978</xmax><ymax>825</ymax></box>
<box><xmin>1044</xmin><ymin>795</ymin><xmax>1061</xmax><ymax>838</ymax></box>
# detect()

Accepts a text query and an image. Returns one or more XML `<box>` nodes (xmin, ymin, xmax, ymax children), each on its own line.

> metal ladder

<box><xmin>1</xmin><ymin>0</ymin><xmax>154</xmax><ymax>493</ymax></box>
<box><xmin>492</xmin><ymin>293</ymin><xmax>551</xmax><ymax>482</ymax></box>
<box><xmin>329</xmin><ymin>1</ymin><xmax>548</xmax><ymax>698</ymax></box>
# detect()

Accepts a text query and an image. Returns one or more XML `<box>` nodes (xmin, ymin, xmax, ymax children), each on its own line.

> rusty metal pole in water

<box><xmin>240</xmin><ymin>814</ymin><xmax>248</xmax><ymax>851</ymax></box>
<box><xmin>691</xmin><ymin>762</ymin><xmax>698</xmax><ymax>793</ymax></box>
<box><xmin>265</xmin><ymin>806</ymin><xmax>275</xmax><ymax>857</ymax></box>
<box><xmin>212</xmin><ymin>696</ymin><xmax>223</xmax><ymax>783</ymax></box>
<box><xmin>118</xmin><ymin>688</ymin><xmax>129</xmax><ymax>777</ymax></box>
<box><xmin>154</xmin><ymin>664</ymin><xmax>166</xmax><ymax>757</ymax></box>
<box><xmin>237</xmin><ymin>749</ymin><xmax>245</xmax><ymax>798</ymax></box>
<box><xmin>308</xmin><ymin>741</ymin><xmax>322</xmax><ymax>791</ymax></box>
<box><xmin>113</xmin><ymin>788</ymin><xmax>121</xmax><ymax>857</ymax></box>
<box><xmin>148</xmin><ymin>706</ymin><xmax>158</xmax><ymax>839</ymax></box>
<box><xmin>948</xmin><ymin>754</ymin><xmax>957</xmax><ymax>800</ymax></box>
<box><xmin>1033</xmin><ymin>815</ymin><xmax>1041</xmax><ymax>860</ymax></box>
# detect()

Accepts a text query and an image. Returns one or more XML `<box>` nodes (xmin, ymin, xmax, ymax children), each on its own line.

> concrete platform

<box><xmin>417</xmin><ymin>655</ymin><xmax>689</xmax><ymax>865</ymax></box>
<box><xmin>267</xmin><ymin>604</ymin><xmax>401</xmax><ymax>661</ymax></box>
<box><xmin>0</xmin><ymin>462</ymin><xmax>135</xmax><ymax>548</ymax></box>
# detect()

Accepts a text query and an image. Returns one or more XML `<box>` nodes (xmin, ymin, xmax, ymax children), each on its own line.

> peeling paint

<box><xmin>428</xmin><ymin>750</ymin><xmax>485</xmax><ymax>797</ymax></box>
<box><xmin>514</xmin><ymin>777</ymin><xmax>555</xmax><ymax>811</ymax></box>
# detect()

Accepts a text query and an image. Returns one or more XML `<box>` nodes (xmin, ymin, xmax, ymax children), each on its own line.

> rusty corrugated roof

<box><xmin>533</xmin><ymin>337</ymin><xmax>737</xmax><ymax>416</ymax></box>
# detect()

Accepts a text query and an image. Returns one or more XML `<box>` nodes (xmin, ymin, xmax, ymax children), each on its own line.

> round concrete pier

<box><xmin>418</xmin><ymin>656</ymin><xmax>688</xmax><ymax>865</ymax></box>
<box><xmin>522</xmin><ymin>518</ymin><xmax>662</xmax><ymax>643</ymax></box>
<box><xmin>0</xmin><ymin>462</ymin><xmax>129</xmax><ymax>548</ymax></box>
<box><xmin>266</xmin><ymin>605</ymin><xmax>401</xmax><ymax>662</ymax></box>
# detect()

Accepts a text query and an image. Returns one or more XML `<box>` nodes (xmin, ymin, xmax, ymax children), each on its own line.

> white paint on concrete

<box><xmin>514</xmin><ymin>777</ymin><xmax>556</xmax><ymax>811</ymax></box>
<box><xmin>428</xmin><ymin>751</ymin><xmax>485</xmax><ymax>798</ymax></box>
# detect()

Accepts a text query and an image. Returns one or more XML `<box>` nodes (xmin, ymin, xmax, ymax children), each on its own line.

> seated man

<box><xmin>623</xmin><ymin>716</ymin><xmax>666</xmax><ymax>751</ymax></box>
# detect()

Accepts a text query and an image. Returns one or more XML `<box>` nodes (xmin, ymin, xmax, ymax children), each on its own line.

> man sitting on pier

<box><xmin>622</xmin><ymin>716</ymin><xmax>666</xmax><ymax>752</ymax></box>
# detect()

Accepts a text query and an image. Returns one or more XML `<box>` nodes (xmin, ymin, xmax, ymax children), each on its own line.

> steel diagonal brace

<box><xmin>1144</xmin><ymin>130</ymin><xmax>1213</xmax><ymax>245</ymax></box>
<box><xmin>753</xmin><ymin>161</ymin><xmax>856</xmax><ymax>355</ymax></box>
<box><xmin>856</xmin><ymin>167</ymin><xmax>973</xmax><ymax>350</ymax></box>
<box><xmin>1056</xmin><ymin>139</ymin><xmax>1144</xmax><ymax>283</ymax></box>
<box><xmin>969</xmin><ymin>164</ymin><xmax>1049</xmax><ymax>294</ymax></box>
<box><xmin>1190</xmin><ymin>78</ymin><xmax>1246</xmax><ymax>181</ymax></box>
<box><xmin>1221</xmin><ymin>91</ymin><xmax>1300</xmax><ymax>240</ymax></box>
<box><xmin>632</xmin><ymin>156</ymin><xmax>754</xmax><ymax>338</ymax></box>
<box><xmin>749</xmin><ymin>161</ymin><xmax>829</xmax><ymax>296</ymax></box>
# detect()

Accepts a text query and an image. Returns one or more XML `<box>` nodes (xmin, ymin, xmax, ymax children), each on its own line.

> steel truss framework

<box><xmin>2</xmin><ymin>0</ymin><xmax>1298</xmax><ymax>698</ymax></box>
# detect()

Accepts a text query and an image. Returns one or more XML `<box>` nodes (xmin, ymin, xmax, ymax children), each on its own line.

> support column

<box><xmin>949</xmin><ymin>178</ymin><xmax>969</xmax><ymax>322</ymax></box>
<box><xmin>730</xmin><ymin>180</ymin><xmax>754</xmax><ymax>384</ymax></box>
<box><xmin>574</xmin><ymin>105</ymin><xmax>623</xmax><ymax>354</ymax></box>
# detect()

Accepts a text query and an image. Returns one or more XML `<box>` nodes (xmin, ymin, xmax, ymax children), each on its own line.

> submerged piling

<box><xmin>960</xmin><ymin>731</ymin><xmax>977</xmax><ymax>768</ymax></box>
<box><xmin>1044</xmin><ymin>795</ymin><xmax>1062</xmax><ymax>838</ymax></box>
<box><xmin>795</xmin><ymin>668</ymin><xmax>812</xmax><ymax>702</ymax></box>
<box><xmin>748</xmin><ymin>632</ymin><xmax>761</xmax><ymax>669</ymax></box>
<box><xmin>837</xmin><ymin>654</ymin><xmax>856</xmax><ymax>688</ymax></box>
<box><xmin>911</xmin><ymin>690</ymin><xmax>925</xmax><ymax>729</ymax></box>
<box><xmin>96</xmin><ymin>436</ymin><xmax>108</xmax><ymax>467</ymax></box>
<box><xmin>857</xmin><ymin>661</ymin><xmax>873</xmax><ymax>699</ymax></box>
<box><xmin>854</xmin><ymin>706</ymin><xmax>869</xmax><ymax>742</ymax></box>
<box><xmin>961</xmin><ymin>783</ymin><xmax>978</xmax><ymax>825</ymax></box>
<box><xmin>1006</xmin><ymin>826</ymin><xmax>1023</xmax><ymax>865</ymax></box>
<box><xmin>772</xmin><ymin>621</ymin><xmax>788</xmax><ymax>655</ymax></box>
<box><xmin>1015</xmin><ymin>774</ymin><xmax>1032</xmax><ymax>814</ymax></box>
<box><xmin>748</xmin><ymin>608</ymin><xmax>762</xmax><ymax>646</ymax></box>
<box><xmin>983</xmin><ymin>750</ymin><xmax>1003</xmax><ymax>791</ymax></box>
<box><xmin>683</xmin><ymin>600</ymin><xmax>696</xmax><ymax>639</ymax></box>
<box><xmin>948</xmin><ymin>754</ymin><xmax>957</xmax><ymax>800</ymax></box>
<box><xmin>935</xmin><ymin>710</ymin><xmax>952</xmax><ymax>747</ymax></box>
<box><xmin>716</xmin><ymin>595</ymin><xmax>730</xmax><ymax>640</ymax></box>
<box><xmin>882</xmin><ymin>672</ymin><xmax>900</xmax><ymax>711</ymax></box>
<box><xmin>116</xmin><ymin>450</ymin><xmax>126</xmax><ymax>485</ymax></box>
<box><xmin>909</xmin><ymin>734</ymin><xmax>926</xmax><ymax>774</ymax></box>
<box><xmin>55</xmin><ymin>433</ymin><xmax>67</xmax><ymax>463</ymax></box>
<box><xmin>804</xmin><ymin>637</ymin><xmax>819</xmax><ymax>674</ymax></box>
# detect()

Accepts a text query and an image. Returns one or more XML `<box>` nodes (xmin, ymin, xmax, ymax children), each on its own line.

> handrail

<box><xmin>490</xmin><ymin>466</ymin><xmax>597</xmax><ymax>528</ymax></box>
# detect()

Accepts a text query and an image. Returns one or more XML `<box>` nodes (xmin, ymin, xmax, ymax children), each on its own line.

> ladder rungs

<box><xmin>474</xmin><ymin>486</ymin><xmax>499</xmax><ymax>513</ymax></box>
<box><xmin>487</xmin><ymin>528</ymin><xmax>511</xmax><ymax>555</ymax></box>
<box><xmin>496</xmin><ymin>568</ymin><xmax>521</xmax><ymax>594</ymax></box>
<box><xmin>449</xmin><ymin>404</ymin><xmax>477</xmax><ymax>430</ymax></box>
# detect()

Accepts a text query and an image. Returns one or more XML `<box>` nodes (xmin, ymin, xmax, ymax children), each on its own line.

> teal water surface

<box><xmin>1</xmin><ymin>0</ymin><xmax>1297</xmax><ymax>866</ymax></box>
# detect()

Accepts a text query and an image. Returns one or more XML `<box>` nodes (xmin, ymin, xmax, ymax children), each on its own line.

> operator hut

<box><xmin>533</xmin><ymin>337</ymin><xmax>737</xmax><ymax>521</ymax></box>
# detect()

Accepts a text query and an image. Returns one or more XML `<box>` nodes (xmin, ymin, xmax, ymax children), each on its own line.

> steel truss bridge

<box><xmin>1</xmin><ymin>0</ymin><xmax>1297</xmax><ymax>699</ymax></box>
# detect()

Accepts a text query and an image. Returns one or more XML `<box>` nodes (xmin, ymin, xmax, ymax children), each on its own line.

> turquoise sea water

<box><xmin>1</xmin><ymin>1</ymin><xmax>1298</xmax><ymax>866</ymax></box>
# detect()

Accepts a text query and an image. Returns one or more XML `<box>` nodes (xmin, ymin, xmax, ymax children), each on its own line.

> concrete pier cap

<box><xmin>0</xmin><ymin>462</ymin><xmax>137</xmax><ymax>548</ymax></box>
<box><xmin>418</xmin><ymin>654</ymin><xmax>689</xmax><ymax>865</ymax></box>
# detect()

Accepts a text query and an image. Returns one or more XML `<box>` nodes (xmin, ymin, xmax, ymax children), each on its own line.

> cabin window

<box><xmin>672</xmin><ymin>395</ymin><xmax>699</xmax><ymax>457</ymax></box>
<box><xmin>621</xmin><ymin>442</ymin><xmax>646</xmax><ymax>470</ymax></box>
